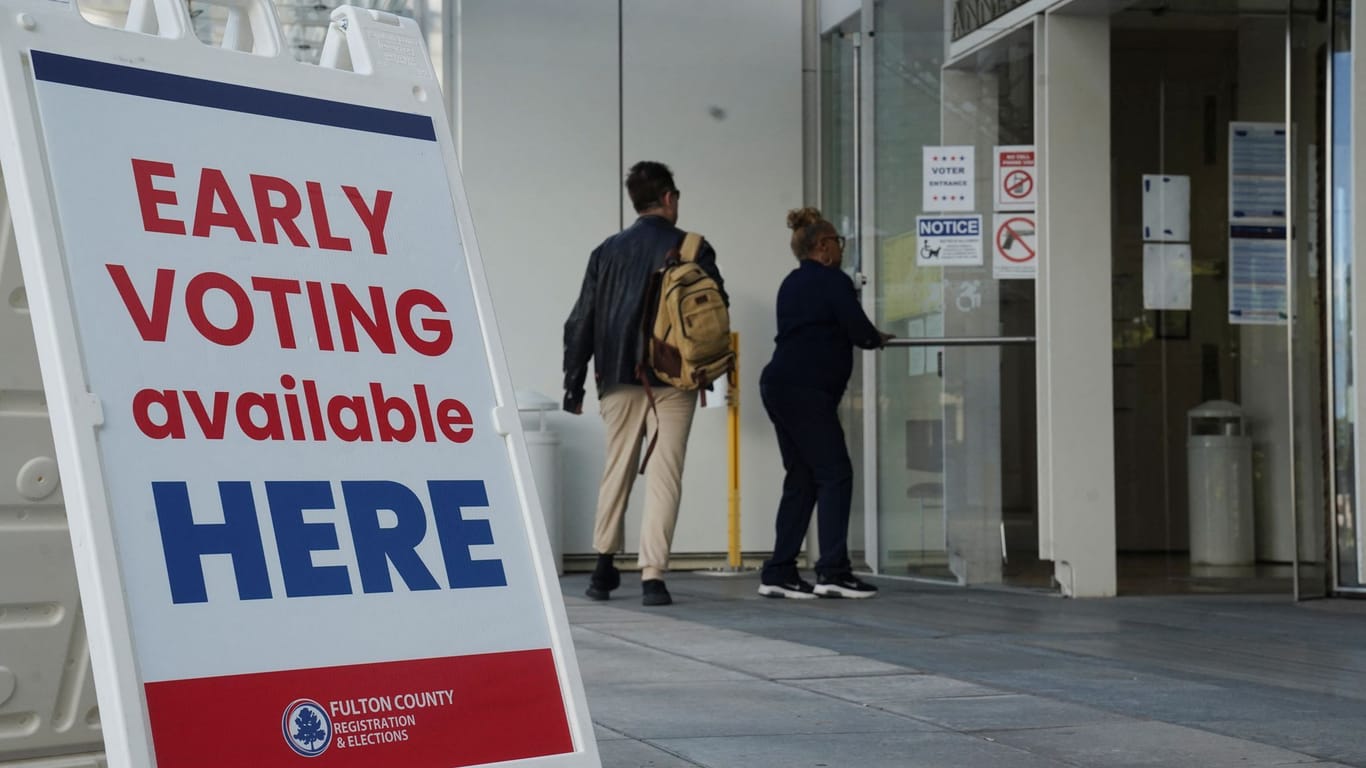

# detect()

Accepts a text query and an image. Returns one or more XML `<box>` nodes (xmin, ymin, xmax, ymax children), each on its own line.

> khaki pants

<box><xmin>593</xmin><ymin>385</ymin><xmax>697</xmax><ymax>580</ymax></box>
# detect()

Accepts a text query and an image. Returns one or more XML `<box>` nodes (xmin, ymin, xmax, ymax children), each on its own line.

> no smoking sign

<box><xmin>993</xmin><ymin>213</ymin><xmax>1037</xmax><ymax>280</ymax></box>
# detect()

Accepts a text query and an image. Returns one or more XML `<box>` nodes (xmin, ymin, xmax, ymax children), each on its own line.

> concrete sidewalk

<box><xmin>564</xmin><ymin>572</ymin><xmax>1366</xmax><ymax>768</ymax></box>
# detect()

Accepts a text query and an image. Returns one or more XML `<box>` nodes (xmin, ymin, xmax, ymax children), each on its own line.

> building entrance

<box><xmin>1108</xmin><ymin>0</ymin><xmax>1330</xmax><ymax>595</ymax></box>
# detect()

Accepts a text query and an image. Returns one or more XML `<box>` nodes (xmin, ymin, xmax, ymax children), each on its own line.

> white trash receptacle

<box><xmin>1186</xmin><ymin>400</ymin><xmax>1255</xmax><ymax>566</ymax></box>
<box><xmin>516</xmin><ymin>390</ymin><xmax>563</xmax><ymax>575</ymax></box>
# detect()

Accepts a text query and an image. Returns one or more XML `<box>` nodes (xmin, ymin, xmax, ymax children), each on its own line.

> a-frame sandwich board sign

<box><xmin>0</xmin><ymin>1</ymin><xmax>600</xmax><ymax>766</ymax></box>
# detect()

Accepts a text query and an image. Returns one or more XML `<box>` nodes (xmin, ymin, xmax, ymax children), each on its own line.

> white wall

<box><xmin>456</xmin><ymin>1</ymin><xmax>803</xmax><ymax>563</ymax></box>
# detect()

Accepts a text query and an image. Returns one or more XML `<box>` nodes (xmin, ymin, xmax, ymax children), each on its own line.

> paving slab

<box><xmin>585</xmin><ymin>680</ymin><xmax>939</xmax><ymax>739</ymax></box>
<box><xmin>597</xmin><ymin>738</ymin><xmax>703</xmax><ymax>768</ymax></box>
<box><xmin>573</xmin><ymin>627</ymin><xmax>751</xmax><ymax>685</ymax></box>
<box><xmin>594</xmin><ymin>723</ymin><xmax>629</xmax><ymax>742</ymax></box>
<box><xmin>1196</xmin><ymin>719</ymin><xmax>1366</xmax><ymax>767</ymax></box>
<box><xmin>877</xmin><ymin>692</ymin><xmax>1125</xmax><ymax>732</ymax></box>
<box><xmin>564</xmin><ymin>602</ymin><xmax>661</xmax><ymax>625</ymax></box>
<box><xmin>788</xmin><ymin>673</ymin><xmax>1003</xmax><ymax>704</ymax></box>
<box><xmin>650</xmin><ymin>730</ymin><xmax>1077</xmax><ymax>768</ymax></box>
<box><xmin>730</xmin><ymin>654</ymin><xmax>912</xmax><ymax>681</ymax></box>
<box><xmin>563</xmin><ymin>574</ymin><xmax>1366</xmax><ymax>768</ymax></box>
<box><xmin>586</xmin><ymin>621</ymin><xmax>839</xmax><ymax>663</ymax></box>
<box><xmin>983</xmin><ymin>721</ymin><xmax>1323</xmax><ymax>767</ymax></box>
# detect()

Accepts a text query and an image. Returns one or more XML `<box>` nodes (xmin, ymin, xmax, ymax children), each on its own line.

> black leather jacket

<box><xmin>563</xmin><ymin>215</ymin><xmax>726</xmax><ymax>411</ymax></box>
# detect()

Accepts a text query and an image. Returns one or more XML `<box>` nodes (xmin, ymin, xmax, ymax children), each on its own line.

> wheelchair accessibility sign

<box><xmin>916</xmin><ymin>215</ymin><xmax>983</xmax><ymax>267</ymax></box>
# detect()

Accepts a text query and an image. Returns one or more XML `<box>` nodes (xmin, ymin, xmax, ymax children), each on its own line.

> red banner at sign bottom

<box><xmin>144</xmin><ymin>649</ymin><xmax>574</xmax><ymax>767</ymax></box>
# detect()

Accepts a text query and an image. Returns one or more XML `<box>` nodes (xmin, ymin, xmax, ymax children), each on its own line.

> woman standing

<box><xmin>758</xmin><ymin>207</ymin><xmax>892</xmax><ymax>600</ymax></box>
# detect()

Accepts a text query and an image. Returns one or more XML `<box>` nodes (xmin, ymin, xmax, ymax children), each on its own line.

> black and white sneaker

<box><xmin>814</xmin><ymin>573</ymin><xmax>878</xmax><ymax>599</ymax></box>
<box><xmin>757</xmin><ymin>579</ymin><xmax>817</xmax><ymax>600</ymax></box>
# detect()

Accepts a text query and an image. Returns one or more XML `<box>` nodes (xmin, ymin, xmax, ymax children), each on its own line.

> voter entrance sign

<box><xmin>0</xmin><ymin>4</ymin><xmax>596</xmax><ymax>768</ymax></box>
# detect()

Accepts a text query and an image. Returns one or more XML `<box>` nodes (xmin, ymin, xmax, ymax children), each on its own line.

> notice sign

<box><xmin>916</xmin><ymin>215</ymin><xmax>983</xmax><ymax>266</ymax></box>
<box><xmin>993</xmin><ymin>145</ymin><xmax>1036</xmax><ymax>211</ymax></box>
<box><xmin>993</xmin><ymin>213</ymin><xmax>1038</xmax><ymax>279</ymax></box>
<box><xmin>1229</xmin><ymin>230</ymin><xmax>1288</xmax><ymax>325</ymax></box>
<box><xmin>923</xmin><ymin>145</ymin><xmax>975</xmax><ymax>212</ymax></box>
<box><xmin>12</xmin><ymin>34</ymin><xmax>591</xmax><ymax>768</ymax></box>
<box><xmin>1229</xmin><ymin>122</ymin><xmax>1287</xmax><ymax>223</ymax></box>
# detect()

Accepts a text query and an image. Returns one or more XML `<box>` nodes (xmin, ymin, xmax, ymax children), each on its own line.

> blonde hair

<box><xmin>787</xmin><ymin>206</ymin><xmax>831</xmax><ymax>260</ymax></box>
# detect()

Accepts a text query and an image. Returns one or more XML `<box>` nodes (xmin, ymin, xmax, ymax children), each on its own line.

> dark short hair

<box><xmin>626</xmin><ymin>161</ymin><xmax>677</xmax><ymax>212</ymax></box>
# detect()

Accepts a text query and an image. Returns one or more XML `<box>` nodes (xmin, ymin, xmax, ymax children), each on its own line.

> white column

<box><xmin>1036</xmin><ymin>12</ymin><xmax>1116</xmax><ymax>597</ymax></box>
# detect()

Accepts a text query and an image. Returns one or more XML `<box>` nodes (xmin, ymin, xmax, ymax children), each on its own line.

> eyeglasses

<box><xmin>821</xmin><ymin>235</ymin><xmax>847</xmax><ymax>250</ymax></box>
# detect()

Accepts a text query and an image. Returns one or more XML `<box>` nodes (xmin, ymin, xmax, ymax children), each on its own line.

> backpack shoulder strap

<box><xmin>679</xmin><ymin>232</ymin><xmax>703</xmax><ymax>264</ymax></box>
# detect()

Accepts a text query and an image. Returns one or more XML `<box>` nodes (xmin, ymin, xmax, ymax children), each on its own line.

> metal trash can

<box><xmin>516</xmin><ymin>390</ymin><xmax>563</xmax><ymax>575</ymax></box>
<box><xmin>1186</xmin><ymin>400</ymin><xmax>1255</xmax><ymax>566</ymax></box>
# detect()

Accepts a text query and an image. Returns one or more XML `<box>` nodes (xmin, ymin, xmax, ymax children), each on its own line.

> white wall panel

<box><xmin>457</xmin><ymin>0</ymin><xmax>620</xmax><ymax>558</ymax></box>
<box><xmin>623</xmin><ymin>0</ymin><xmax>803</xmax><ymax>555</ymax></box>
<box><xmin>459</xmin><ymin>0</ymin><xmax>802</xmax><ymax>561</ymax></box>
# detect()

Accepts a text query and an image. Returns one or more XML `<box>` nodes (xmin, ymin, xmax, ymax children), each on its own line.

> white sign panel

<box><xmin>1141</xmin><ymin>174</ymin><xmax>1191</xmax><ymax>242</ymax></box>
<box><xmin>0</xmin><ymin>9</ymin><xmax>595</xmax><ymax>768</ymax></box>
<box><xmin>916</xmin><ymin>215</ymin><xmax>983</xmax><ymax>266</ymax></box>
<box><xmin>1229</xmin><ymin>122</ymin><xmax>1287</xmax><ymax>223</ymax></box>
<box><xmin>1229</xmin><ymin>234</ymin><xmax>1288</xmax><ymax>325</ymax></box>
<box><xmin>923</xmin><ymin>146</ymin><xmax>975</xmax><ymax>212</ymax></box>
<box><xmin>1143</xmin><ymin>243</ymin><xmax>1192</xmax><ymax>310</ymax></box>
<box><xmin>993</xmin><ymin>213</ymin><xmax>1038</xmax><ymax>280</ymax></box>
<box><xmin>993</xmin><ymin>145</ymin><xmax>1036</xmax><ymax>211</ymax></box>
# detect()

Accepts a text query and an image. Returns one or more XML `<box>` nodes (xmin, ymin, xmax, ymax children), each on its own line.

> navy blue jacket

<box><xmin>563</xmin><ymin>215</ymin><xmax>725</xmax><ymax>410</ymax></box>
<box><xmin>761</xmin><ymin>259</ymin><xmax>882</xmax><ymax>396</ymax></box>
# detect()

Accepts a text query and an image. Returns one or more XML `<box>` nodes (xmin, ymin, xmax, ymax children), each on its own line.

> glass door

<box><xmin>871</xmin><ymin>5</ymin><xmax>1041</xmax><ymax>588</ymax></box>
<box><xmin>821</xmin><ymin>15</ymin><xmax>868</xmax><ymax>569</ymax></box>
<box><xmin>1108</xmin><ymin>0</ymin><xmax>1329</xmax><ymax>596</ymax></box>
<box><xmin>1326</xmin><ymin>0</ymin><xmax>1358</xmax><ymax>592</ymax></box>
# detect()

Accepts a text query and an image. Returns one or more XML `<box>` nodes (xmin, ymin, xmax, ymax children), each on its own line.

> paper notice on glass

<box><xmin>923</xmin><ymin>146</ymin><xmax>975</xmax><ymax>212</ymax></box>
<box><xmin>1229</xmin><ymin>122</ymin><xmax>1287</xmax><ymax>223</ymax></box>
<box><xmin>1141</xmin><ymin>175</ymin><xmax>1190</xmax><ymax>242</ymax></box>
<box><xmin>1143</xmin><ymin>243</ymin><xmax>1192</xmax><ymax>310</ymax></box>
<box><xmin>701</xmin><ymin>380</ymin><xmax>730</xmax><ymax>408</ymax></box>
<box><xmin>1229</xmin><ymin>235</ymin><xmax>1288</xmax><ymax>325</ymax></box>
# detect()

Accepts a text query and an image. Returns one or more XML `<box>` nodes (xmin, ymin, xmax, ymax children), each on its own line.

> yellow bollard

<box><xmin>728</xmin><ymin>332</ymin><xmax>741</xmax><ymax>570</ymax></box>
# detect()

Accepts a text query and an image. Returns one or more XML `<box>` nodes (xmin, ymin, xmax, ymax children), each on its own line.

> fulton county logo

<box><xmin>283</xmin><ymin>699</ymin><xmax>332</xmax><ymax>757</ymax></box>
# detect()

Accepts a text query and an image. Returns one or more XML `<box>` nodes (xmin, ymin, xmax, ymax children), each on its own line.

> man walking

<box><xmin>563</xmin><ymin>161</ymin><xmax>725</xmax><ymax>606</ymax></box>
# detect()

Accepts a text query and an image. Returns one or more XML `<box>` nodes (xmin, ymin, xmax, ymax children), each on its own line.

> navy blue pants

<box><xmin>759</xmin><ymin>383</ymin><xmax>853</xmax><ymax>584</ymax></box>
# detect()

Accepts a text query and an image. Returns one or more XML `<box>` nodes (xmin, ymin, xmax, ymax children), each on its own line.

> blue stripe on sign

<box><xmin>31</xmin><ymin>50</ymin><xmax>436</xmax><ymax>142</ymax></box>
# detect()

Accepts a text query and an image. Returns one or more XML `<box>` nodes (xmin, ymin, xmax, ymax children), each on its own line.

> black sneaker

<box><xmin>814</xmin><ymin>573</ymin><xmax>878</xmax><ymax>599</ymax></box>
<box><xmin>585</xmin><ymin>554</ymin><xmax>620</xmax><ymax>601</ymax></box>
<box><xmin>757</xmin><ymin>578</ymin><xmax>817</xmax><ymax>600</ymax></box>
<box><xmin>641</xmin><ymin>579</ymin><xmax>672</xmax><ymax>606</ymax></box>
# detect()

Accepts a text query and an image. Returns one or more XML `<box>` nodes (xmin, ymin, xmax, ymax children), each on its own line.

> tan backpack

<box><xmin>642</xmin><ymin>232</ymin><xmax>734</xmax><ymax>391</ymax></box>
<box><xmin>633</xmin><ymin>233</ymin><xmax>733</xmax><ymax>475</ymax></box>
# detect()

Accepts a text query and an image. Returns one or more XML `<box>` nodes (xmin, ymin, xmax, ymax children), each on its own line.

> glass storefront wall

<box><xmin>1329</xmin><ymin>0</ymin><xmax>1360</xmax><ymax>589</ymax></box>
<box><xmin>835</xmin><ymin>0</ymin><xmax>1350</xmax><ymax>597</ymax></box>
<box><xmin>867</xmin><ymin>0</ymin><xmax>1042</xmax><ymax>588</ymax></box>
<box><xmin>1105</xmin><ymin>0</ymin><xmax>1327</xmax><ymax>595</ymax></box>
<box><xmin>820</xmin><ymin>14</ymin><xmax>869</xmax><ymax>568</ymax></box>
